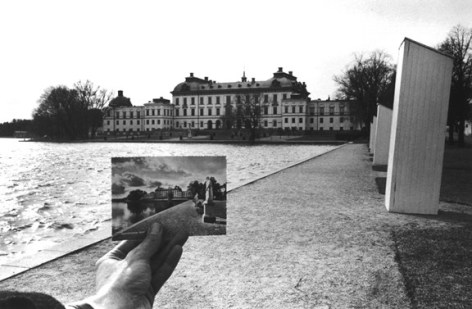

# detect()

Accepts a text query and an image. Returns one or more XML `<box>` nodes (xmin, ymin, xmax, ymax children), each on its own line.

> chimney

<box><xmin>118</xmin><ymin>90</ymin><xmax>123</xmax><ymax>97</ymax></box>
<box><xmin>278</xmin><ymin>67</ymin><xmax>283</xmax><ymax>72</ymax></box>
<box><xmin>251</xmin><ymin>77</ymin><xmax>255</xmax><ymax>83</ymax></box>
<box><xmin>190</xmin><ymin>73</ymin><xmax>194</xmax><ymax>77</ymax></box>
<box><xmin>204</xmin><ymin>76</ymin><xmax>208</xmax><ymax>81</ymax></box>
<box><xmin>289</xmin><ymin>71</ymin><xmax>293</xmax><ymax>76</ymax></box>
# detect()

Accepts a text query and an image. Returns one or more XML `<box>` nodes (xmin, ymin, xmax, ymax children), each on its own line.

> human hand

<box><xmin>84</xmin><ymin>223</ymin><xmax>188</xmax><ymax>309</ymax></box>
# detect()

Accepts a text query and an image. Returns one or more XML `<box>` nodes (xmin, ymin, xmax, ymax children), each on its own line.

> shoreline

<box><xmin>1</xmin><ymin>143</ymin><xmax>470</xmax><ymax>308</ymax></box>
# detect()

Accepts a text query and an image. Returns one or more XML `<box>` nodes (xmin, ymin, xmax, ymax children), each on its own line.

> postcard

<box><xmin>111</xmin><ymin>156</ymin><xmax>227</xmax><ymax>240</ymax></box>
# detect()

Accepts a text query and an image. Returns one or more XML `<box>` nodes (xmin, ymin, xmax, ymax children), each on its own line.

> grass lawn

<box><xmin>394</xmin><ymin>136</ymin><xmax>472</xmax><ymax>308</ymax></box>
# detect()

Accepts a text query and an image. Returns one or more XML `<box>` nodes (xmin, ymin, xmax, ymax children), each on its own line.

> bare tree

<box><xmin>334</xmin><ymin>51</ymin><xmax>395</xmax><ymax>132</ymax></box>
<box><xmin>74</xmin><ymin>80</ymin><xmax>114</xmax><ymax>138</ymax></box>
<box><xmin>221</xmin><ymin>93</ymin><xmax>263</xmax><ymax>143</ymax></box>
<box><xmin>438</xmin><ymin>24</ymin><xmax>472</xmax><ymax>146</ymax></box>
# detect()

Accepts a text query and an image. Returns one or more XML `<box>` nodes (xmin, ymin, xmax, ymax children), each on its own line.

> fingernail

<box><xmin>150</xmin><ymin>222</ymin><xmax>161</xmax><ymax>235</ymax></box>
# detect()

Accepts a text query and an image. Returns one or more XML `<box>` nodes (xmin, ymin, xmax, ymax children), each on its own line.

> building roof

<box><xmin>108</xmin><ymin>90</ymin><xmax>132</xmax><ymax>108</ymax></box>
<box><xmin>171</xmin><ymin>67</ymin><xmax>310</xmax><ymax>98</ymax></box>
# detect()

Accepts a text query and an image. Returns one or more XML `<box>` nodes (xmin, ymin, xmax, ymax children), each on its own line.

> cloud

<box><xmin>121</xmin><ymin>172</ymin><xmax>145</xmax><ymax>187</ymax></box>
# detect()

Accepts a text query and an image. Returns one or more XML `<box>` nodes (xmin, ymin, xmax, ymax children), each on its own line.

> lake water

<box><xmin>0</xmin><ymin>138</ymin><xmax>336</xmax><ymax>262</ymax></box>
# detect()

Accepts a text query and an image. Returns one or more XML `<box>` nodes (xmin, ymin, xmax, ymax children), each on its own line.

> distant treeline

<box><xmin>0</xmin><ymin>119</ymin><xmax>32</xmax><ymax>137</ymax></box>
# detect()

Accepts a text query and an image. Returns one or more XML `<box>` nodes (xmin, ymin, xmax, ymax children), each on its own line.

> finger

<box><xmin>128</xmin><ymin>222</ymin><xmax>163</xmax><ymax>260</ymax></box>
<box><xmin>151</xmin><ymin>245</ymin><xmax>183</xmax><ymax>293</ymax></box>
<box><xmin>150</xmin><ymin>230</ymin><xmax>188</xmax><ymax>272</ymax></box>
<box><xmin>97</xmin><ymin>240</ymin><xmax>140</xmax><ymax>265</ymax></box>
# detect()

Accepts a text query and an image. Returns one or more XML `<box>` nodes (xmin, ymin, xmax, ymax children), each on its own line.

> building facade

<box><xmin>102</xmin><ymin>68</ymin><xmax>359</xmax><ymax>134</ymax></box>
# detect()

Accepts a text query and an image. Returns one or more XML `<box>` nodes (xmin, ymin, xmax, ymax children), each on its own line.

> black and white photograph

<box><xmin>1</xmin><ymin>0</ymin><xmax>472</xmax><ymax>308</ymax></box>
<box><xmin>112</xmin><ymin>156</ymin><xmax>227</xmax><ymax>240</ymax></box>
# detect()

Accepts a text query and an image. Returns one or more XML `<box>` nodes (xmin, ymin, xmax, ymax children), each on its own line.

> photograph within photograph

<box><xmin>112</xmin><ymin>156</ymin><xmax>226</xmax><ymax>240</ymax></box>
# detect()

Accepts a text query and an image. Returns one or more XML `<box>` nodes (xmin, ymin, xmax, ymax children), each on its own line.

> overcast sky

<box><xmin>0</xmin><ymin>0</ymin><xmax>471</xmax><ymax>123</ymax></box>
<box><xmin>112</xmin><ymin>156</ymin><xmax>226</xmax><ymax>196</ymax></box>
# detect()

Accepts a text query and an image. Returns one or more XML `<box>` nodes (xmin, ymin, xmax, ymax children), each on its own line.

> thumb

<box><xmin>128</xmin><ymin>223</ymin><xmax>163</xmax><ymax>260</ymax></box>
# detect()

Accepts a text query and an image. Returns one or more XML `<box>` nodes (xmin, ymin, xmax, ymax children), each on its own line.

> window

<box><xmin>107</xmin><ymin>120</ymin><xmax>110</xmax><ymax>125</ymax></box>
<box><xmin>253</xmin><ymin>95</ymin><xmax>259</xmax><ymax>103</ymax></box>
<box><xmin>284</xmin><ymin>118</ymin><xmax>288</xmax><ymax>123</ymax></box>
<box><xmin>320</xmin><ymin>127</ymin><xmax>324</xmax><ymax>131</ymax></box>
<box><xmin>216</xmin><ymin>96</ymin><xmax>220</xmax><ymax>104</ymax></box>
<box><xmin>330</xmin><ymin>118</ymin><xmax>333</xmax><ymax>123</ymax></box>
<box><xmin>216</xmin><ymin>108</ymin><xmax>220</xmax><ymax>116</ymax></box>
<box><xmin>158</xmin><ymin>109</ymin><xmax>161</xmax><ymax>116</ymax></box>
<box><xmin>285</xmin><ymin>106</ymin><xmax>288</xmax><ymax>113</ymax></box>
<box><xmin>175</xmin><ymin>109</ymin><xmax>179</xmax><ymax>116</ymax></box>
<box><xmin>191</xmin><ymin>121</ymin><xmax>195</xmax><ymax>127</ymax></box>
<box><xmin>116</xmin><ymin>120</ymin><xmax>119</xmax><ymax>125</ymax></box>
<box><xmin>283</xmin><ymin>94</ymin><xmax>287</xmax><ymax>100</ymax></box>
<box><xmin>208</xmin><ymin>108</ymin><xmax>212</xmax><ymax>116</ymax></box>
<box><xmin>183</xmin><ymin>98</ymin><xmax>187</xmax><ymax>105</ymax></box>
<box><xmin>176</xmin><ymin>98</ymin><xmax>179</xmax><ymax>105</ymax></box>
<box><xmin>191</xmin><ymin>109</ymin><xmax>195</xmax><ymax>116</ymax></box>
<box><xmin>130</xmin><ymin>111</ymin><xmax>134</xmax><ymax>118</ymax></box>
<box><xmin>200</xmin><ymin>108</ymin><xmax>204</xmax><ymax>116</ymax></box>
<box><xmin>236</xmin><ymin>96</ymin><xmax>241</xmax><ymax>104</ymax></box>
<box><xmin>158</xmin><ymin>120</ymin><xmax>160</xmax><ymax>125</ymax></box>
<box><xmin>208</xmin><ymin>97</ymin><xmax>212</xmax><ymax>105</ymax></box>
<box><xmin>299</xmin><ymin>118</ymin><xmax>303</xmax><ymax>123</ymax></box>
<box><xmin>340</xmin><ymin>127</ymin><xmax>344</xmax><ymax>131</ymax></box>
<box><xmin>116</xmin><ymin>112</ymin><xmax>120</xmax><ymax>118</ymax></box>
<box><xmin>191</xmin><ymin>97</ymin><xmax>195</xmax><ymax>105</ymax></box>
<box><xmin>310</xmin><ymin>118</ymin><xmax>314</xmax><ymax>124</ymax></box>
<box><xmin>152</xmin><ymin>120</ymin><xmax>155</xmax><ymax>124</ymax></box>
<box><xmin>123</xmin><ymin>111</ymin><xmax>127</xmax><ymax>118</ymax></box>
<box><xmin>146</xmin><ymin>120</ymin><xmax>149</xmax><ymax>124</ymax></box>
<box><xmin>340</xmin><ymin>106</ymin><xmax>345</xmax><ymax>115</ymax></box>
<box><xmin>130</xmin><ymin>120</ymin><xmax>133</xmax><ymax>125</ymax></box>
<box><xmin>299</xmin><ymin>106</ymin><xmax>303</xmax><ymax>113</ymax></box>
<box><xmin>264</xmin><ymin>106</ymin><xmax>268</xmax><ymax>115</ymax></box>
<box><xmin>273</xmin><ymin>107</ymin><xmax>277</xmax><ymax>114</ymax></box>
<box><xmin>184</xmin><ymin>121</ymin><xmax>187</xmax><ymax>127</ymax></box>
<box><xmin>320</xmin><ymin>118</ymin><xmax>324</xmax><ymax>123</ymax></box>
<box><xmin>292</xmin><ymin>118</ymin><xmax>295</xmax><ymax>123</ymax></box>
<box><xmin>273</xmin><ymin>120</ymin><xmax>277</xmax><ymax>127</ymax></box>
<box><xmin>273</xmin><ymin>94</ymin><xmax>277</xmax><ymax>103</ymax></box>
<box><xmin>176</xmin><ymin>121</ymin><xmax>179</xmax><ymax>127</ymax></box>
<box><xmin>123</xmin><ymin>120</ymin><xmax>126</xmax><ymax>125</ymax></box>
<box><xmin>146</xmin><ymin>110</ymin><xmax>149</xmax><ymax>116</ymax></box>
<box><xmin>200</xmin><ymin>97</ymin><xmax>203</xmax><ymax>105</ymax></box>
<box><xmin>319</xmin><ymin>107</ymin><xmax>324</xmax><ymax>115</ymax></box>
<box><xmin>264</xmin><ymin>95</ymin><xmax>269</xmax><ymax>103</ymax></box>
<box><xmin>340</xmin><ymin>117</ymin><xmax>344</xmax><ymax>123</ymax></box>
<box><xmin>246</xmin><ymin>95</ymin><xmax>250</xmax><ymax>103</ymax></box>
<box><xmin>107</xmin><ymin>110</ymin><xmax>111</xmax><ymax>117</ymax></box>
<box><xmin>310</xmin><ymin>107</ymin><xmax>315</xmax><ymax>116</ymax></box>
<box><xmin>329</xmin><ymin>106</ymin><xmax>334</xmax><ymax>115</ymax></box>
<box><xmin>200</xmin><ymin>121</ymin><xmax>204</xmax><ymax>127</ymax></box>
<box><xmin>183</xmin><ymin>109</ymin><xmax>187</xmax><ymax>116</ymax></box>
<box><xmin>137</xmin><ymin>111</ymin><xmax>140</xmax><ymax>118</ymax></box>
<box><xmin>292</xmin><ymin>106</ymin><xmax>296</xmax><ymax>113</ymax></box>
<box><xmin>264</xmin><ymin>120</ymin><xmax>268</xmax><ymax>127</ymax></box>
<box><xmin>152</xmin><ymin>109</ymin><xmax>155</xmax><ymax>116</ymax></box>
<box><xmin>226</xmin><ymin>95</ymin><xmax>231</xmax><ymax>104</ymax></box>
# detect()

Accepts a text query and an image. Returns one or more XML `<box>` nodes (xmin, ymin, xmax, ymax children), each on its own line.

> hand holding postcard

<box><xmin>111</xmin><ymin>156</ymin><xmax>227</xmax><ymax>241</ymax></box>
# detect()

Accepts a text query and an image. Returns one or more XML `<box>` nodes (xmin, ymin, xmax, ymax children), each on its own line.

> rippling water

<box><xmin>0</xmin><ymin>138</ymin><xmax>335</xmax><ymax>262</ymax></box>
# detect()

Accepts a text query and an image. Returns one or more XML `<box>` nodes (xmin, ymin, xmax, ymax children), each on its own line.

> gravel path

<box><xmin>1</xmin><ymin>143</ymin><xmax>465</xmax><ymax>308</ymax></box>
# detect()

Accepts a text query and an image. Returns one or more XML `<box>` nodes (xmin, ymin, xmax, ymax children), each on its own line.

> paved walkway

<box><xmin>0</xmin><ymin>144</ymin><xmax>465</xmax><ymax>308</ymax></box>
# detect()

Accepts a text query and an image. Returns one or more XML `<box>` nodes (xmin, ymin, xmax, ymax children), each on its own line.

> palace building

<box><xmin>102</xmin><ymin>68</ymin><xmax>358</xmax><ymax>134</ymax></box>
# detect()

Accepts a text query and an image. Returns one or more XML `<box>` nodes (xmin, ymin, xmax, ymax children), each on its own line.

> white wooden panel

<box><xmin>386</xmin><ymin>38</ymin><xmax>453</xmax><ymax>214</ymax></box>
<box><xmin>373</xmin><ymin>104</ymin><xmax>392</xmax><ymax>166</ymax></box>
<box><xmin>369</xmin><ymin>116</ymin><xmax>377</xmax><ymax>153</ymax></box>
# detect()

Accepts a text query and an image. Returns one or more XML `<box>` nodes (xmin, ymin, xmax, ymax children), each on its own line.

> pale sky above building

<box><xmin>0</xmin><ymin>0</ymin><xmax>471</xmax><ymax>123</ymax></box>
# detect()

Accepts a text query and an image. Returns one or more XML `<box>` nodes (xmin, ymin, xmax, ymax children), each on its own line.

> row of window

<box><xmin>107</xmin><ymin>119</ymin><xmax>172</xmax><ymax>126</ymax></box>
<box><xmin>175</xmin><ymin>93</ymin><xmax>291</xmax><ymax>106</ymax></box>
